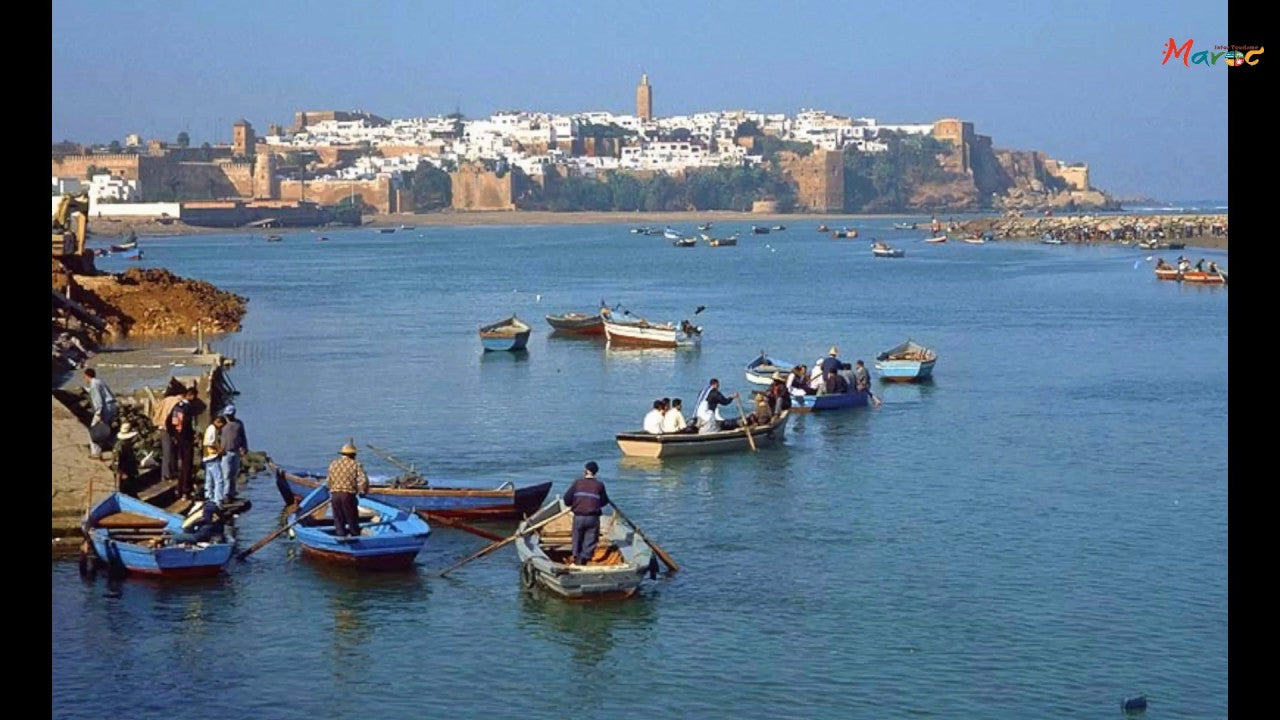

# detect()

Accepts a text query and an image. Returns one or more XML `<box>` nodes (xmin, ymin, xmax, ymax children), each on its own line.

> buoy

<box><xmin>1122</xmin><ymin>695</ymin><xmax>1148</xmax><ymax>713</ymax></box>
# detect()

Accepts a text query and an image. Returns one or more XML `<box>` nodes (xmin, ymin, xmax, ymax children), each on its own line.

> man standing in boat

<box><xmin>563</xmin><ymin>461</ymin><xmax>611</xmax><ymax>566</ymax></box>
<box><xmin>695</xmin><ymin>378</ymin><xmax>741</xmax><ymax>432</ymax></box>
<box><xmin>853</xmin><ymin>360</ymin><xmax>883</xmax><ymax>407</ymax></box>
<box><xmin>326</xmin><ymin>441</ymin><xmax>370</xmax><ymax>539</ymax></box>
<box><xmin>819</xmin><ymin>347</ymin><xmax>844</xmax><ymax>394</ymax></box>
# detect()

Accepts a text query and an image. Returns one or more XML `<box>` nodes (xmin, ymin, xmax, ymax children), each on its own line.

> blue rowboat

<box><xmin>479</xmin><ymin>315</ymin><xmax>531</xmax><ymax>352</ymax></box>
<box><xmin>790</xmin><ymin>386</ymin><xmax>869</xmax><ymax>413</ymax></box>
<box><xmin>874</xmin><ymin>339</ymin><xmax>937</xmax><ymax>382</ymax></box>
<box><xmin>290</xmin><ymin>486</ymin><xmax>430</xmax><ymax>570</ymax></box>
<box><xmin>745</xmin><ymin>353</ymin><xmax>794</xmax><ymax>386</ymax></box>
<box><xmin>83</xmin><ymin>492</ymin><xmax>233</xmax><ymax>578</ymax></box>
<box><xmin>271</xmin><ymin>463</ymin><xmax>552</xmax><ymax>520</ymax></box>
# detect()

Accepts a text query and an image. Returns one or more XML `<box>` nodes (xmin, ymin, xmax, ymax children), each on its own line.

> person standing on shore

<box><xmin>219</xmin><ymin>404</ymin><xmax>248</xmax><ymax>501</ymax></box>
<box><xmin>84</xmin><ymin>368</ymin><xmax>117</xmax><ymax>459</ymax></box>
<box><xmin>151</xmin><ymin>387</ymin><xmax>183</xmax><ymax>483</ymax></box>
<box><xmin>202</xmin><ymin>416</ymin><xmax>227</xmax><ymax>506</ymax></box>
<box><xmin>167</xmin><ymin>386</ymin><xmax>199</xmax><ymax>499</ymax></box>
<box><xmin>562</xmin><ymin>461</ymin><xmax>611</xmax><ymax>566</ymax></box>
<box><xmin>326</xmin><ymin>441</ymin><xmax>369</xmax><ymax>539</ymax></box>
<box><xmin>113</xmin><ymin>422</ymin><xmax>140</xmax><ymax>490</ymax></box>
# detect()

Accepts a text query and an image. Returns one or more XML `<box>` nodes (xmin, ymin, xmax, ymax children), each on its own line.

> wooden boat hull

<box><xmin>274</xmin><ymin>465</ymin><xmax>550</xmax><ymax>520</ymax></box>
<box><xmin>603</xmin><ymin>319</ymin><xmax>700</xmax><ymax>348</ymax></box>
<box><xmin>791</xmin><ymin>388</ymin><xmax>870</xmax><ymax>413</ymax></box>
<box><xmin>925</xmin><ymin>236</ymin><xmax>947</xmax><ymax>243</ymax></box>
<box><xmin>479</xmin><ymin>316</ymin><xmax>532</xmax><ymax>351</ymax></box>
<box><xmin>616</xmin><ymin>411</ymin><xmax>790</xmax><ymax>458</ymax></box>
<box><xmin>1181</xmin><ymin>271</ymin><xmax>1226</xmax><ymax>284</ymax></box>
<box><xmin>515</xmin><ymin>501</ymin><xmax>654</xmax><ymax>600</ymax></box>
<box><xmin>545</xmin><ymin>313</ymin><xmax>605</xmax><ymax>335</ymax></box>
<box><xmin>1154</xmin><ymin>268</ymin><xmax>1181</xmax><ymax>281</ymax></box>
<box><xmin>672</xmin><ymin>238</ymin><xmax>697</xmax><ymax>247</ymax></box>
<box><xmin>84</xmin><ymin>493</ymin><xmax>233</xmax><ymax>577</ymax></box>
<box><xmin>745</xmin><ymin>355</ymin><xmax>794</xmax><ymax>386</ymax></box>
<box><xmin>875</xmin><ymin>339</ymin><xmax>938</xmax><ymax>382</ymax></box>
<box><xmin>291</xmin><ymin>487</ymin><xmax>430</xmax><ymax>570</ymax></box>
<box><xmin>110</xmin><ymin>242</ymin><xmax>137</xmax><ymax>252</ymax></box>
<box><xmin>708</xmin><ymin>238</ymin><xmax>737</xmax><ymax>247</ymax></box>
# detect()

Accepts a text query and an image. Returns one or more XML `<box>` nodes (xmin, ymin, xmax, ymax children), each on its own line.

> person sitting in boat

<box><xmin>745</xmin><ymin>391</ymin><xmax>774</xmax><ymax>426</ymax></box>
<box><xmin>1155</xmin><ymin>258</ymin><xmax>1170</xmax><ymax>270</ymax></box>
<box><xmin>767</xmin><ymin>373</ymin><xmax>793</xmax><ymax>415</ymax></box>
<box><xmin>788</xmin><ymin>366</ymin><xmax>814</xmax><ymax>398</ymax></box>
<box><xmin>1194</xmin><ymin>258</ymin><xmax>1205</xmax><ymax>272</ymax></box>
<box><xmin>827</xmin><ymin>365</ymin><xmax>851</xmax><ymax>394</ymax></box>
<box><xmin>661</xmin><ymin>398</ymin><xmax>697</xmax><ymax>434</ymax></box>
<box><xmin>175</xmin><ymin>500</ymin><xmax>227</xmax><ymax>544</ymax></box>
<box><xmin>643</xmin><ymin>399</ymin><xmax>666</xmax><ymax>434</ymax></box>
<box><xmin>1207</xmin><ymin>260</ymin><xmax>1220</xmax><ymax>274</ymax></box>
<box><xmin>680</xmin><ymin>319</ymin><xmax>701</xmax><ymax>338</ymax></box>
<box><xmin>695</xmin><ymin>378</ymin><xmax>740</xmax><ymax>432</ymax></box>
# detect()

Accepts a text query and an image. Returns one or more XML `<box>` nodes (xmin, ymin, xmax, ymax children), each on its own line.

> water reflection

<box><xmin>518</xmin><ymin>588</ymin><xmax>657</xmax><ymax>679</ymax></box>
<box><xmin>875</xmin><ymin>380</ymin><xmax>936</xmax><ymax>405</ymax></box>
<box><xmin>479</xmin><ymin>349</ymin><xmax>530</xmax><ymax>363</ymax></box>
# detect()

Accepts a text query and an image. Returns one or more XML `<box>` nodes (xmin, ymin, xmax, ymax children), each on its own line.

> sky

<box><xmin>51</xmin><ymin>0</ymin><xmax>1228</xmax><ymax>201</ymax></box>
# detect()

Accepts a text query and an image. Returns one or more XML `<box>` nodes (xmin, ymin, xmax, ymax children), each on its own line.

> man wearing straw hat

<box><xmin>326</xmin><ymin>441</ymin><xmax>370</xmax><ymax>539</ymax></box>
<box><xmin>112</xmin><ymin>422</ymin><xmax>140</xmax><ymax>490</ymax></box>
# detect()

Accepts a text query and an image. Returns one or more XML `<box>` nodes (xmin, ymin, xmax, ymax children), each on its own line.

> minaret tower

<box><xmin>636</xmin><ymin>72</ymin><xmax>653</xmax><ymax>121</ymax></box>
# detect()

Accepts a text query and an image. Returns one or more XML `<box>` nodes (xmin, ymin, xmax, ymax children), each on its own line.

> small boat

<box><xmin>704</xmin><ymin>233</ymin><xmax>738</xmax><ymax>247</ymax></box>
<box><xmin>290</xmin><ymin>485</ymin><xmax>430</xmax><ymax>570</ymax></box>
<box><xmin>672</xmin><ymin>237</ymin><xmax>697</xmax><ymax>247</ymax></box>
<box><xmin>1154</xmin><ymin>266</ymin><xmax>1181</xmax><ymax>281</ymax></box>
<box><xmin>771</xmin><ymin>225</ymin><xmax>786</xmax><ymax>231</ymax></box>
<box><xmin>546</xmin><ymin>310</ymin><xmax>607</xmax><ymax>335</ymax></box>
<box><xmin>479</xmin><ymin>315</ymin><xmax>532</xmax><ymax>352</ymax></box>
<box><xmin>603</xmin><ymin>316</ymin><xmax>701</xmax><ymax>348</ymax></box>
<box><xmin>265</xmin><ymin>234</ymin><xmax>283</xmax><ymax>242</ymax></box>
<box><xmin>752</xmin><ymin>225</ymin><xmax>771</xmax><ymax>235</ymax></box>
<box><xmin>630</xmin><ymin>227</ymin><xmax>648</xmax><ymax>234</ymax></box>
<box><xmin>791</xmin><ymin>386</ymin><xmax>870</xmax><ymax>413</ymax></box>
<box><xmin>1181</xmin><ymin>270</ymin><xmax>1227</xmax><ymax>284</ymax></box>
<box><xmin>663</xmin><ymin>227</ymin><xmax>683</xmax><ymax>241</ymax></box>
<box><xmin>697</xmin><ymin>223</ymin><xmax>712</xmax><ymax>231</ymax></box>
<box><xmin>378</xmin><ymin>227</ymin><xmax>397</xmax><ymax>234</ymax></box>
<box><xmin>831</xmin><ymin>228</ymin><xmax>858</xmax><ymax>239</ymax></box>
<box><xmin>317</xmin><ymin>236</ymin><xmax>329</xmax><ymax>242</ymax></box>
<box><xmin>924</xmin><ymin>235</ymin><xmax>947</xmax><ymax>244</ymax></box>
<box><xmin>817</xmin><ymin>225</ymin><xmax>830</xmax><ymax>232</ymax></box>
<box><xmin>893</xmin><ymin>222</ymin><xmax>916</xmax><ymax>230</ymax></box>
<box><xmin>110</xmin><ymin>240</ymin><xmax>138</xmax><ymax>252</ymax></box>
<box><xmin>400</xmin><ymin>224</ymin><xmax>415</xmax><ymax>230</ymax></box>
<box><xmin>272</xmin><ymin>463</ymin><xmax>552</xmax><ymax>520</ymax></box>
<box><xmin>82</xmin><ymin>492</ymin><xmax>233</xmax><ymax>578</ymax></box>
<box><xmin>962</xmin><ymin>235</ymin><xmax>986</xmax><ymax>244</ymax></box>
<box><xmin>515</xmin><ymin>500</ymin><xmax>657</xmax><ymax>600</ymax></box>
<box><xmin>616</xmin><ymin>410</ymin><xmax>790</xmax><ymax>458</ymax></box>
<box><xmin>875</xmin><ymin>339</ymin><xmax>937</xmax><ymax>382</ymax></box>
<box><xmin>1040</xmin><ymin>234</ymin><xmax>1065</xmax><ymax>245</ymax></box>
<box><xmin>745</xmin><ymin>353</ymin><xmax>794</xmax><ymax>386</ymax></box>
<box><xmin>872</xmin><ymin>242</ymin><xmax>904</xmax><ymax>258</ymax></box>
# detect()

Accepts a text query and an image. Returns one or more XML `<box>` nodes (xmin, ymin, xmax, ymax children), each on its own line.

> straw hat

<box><xmin>117</xmin><ymin>422</ymin><xmax>139</xmax><ymax>440</ymax></box>
<box><xmin>340</xmin><ymin>441</ymin><xmax>357</xmax><ymax>456</ymax></box>
<box><xmin>828</xmin><ymin>346</ymin><xmax>839</xmax><ymax>356</ymax></box>
<box><xmin>771</xmin><ymin>372</ymin><xmax>787</xmax><ymax>382</ymax></box>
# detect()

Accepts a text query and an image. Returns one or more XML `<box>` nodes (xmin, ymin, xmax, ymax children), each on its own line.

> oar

<box><xmin>423</xmin><ymin>512</ymin><xmax>504</xmax><ymax>542</ymax></box>
<box><xmin>438</xmin><ymin>506</ymin><xmax>571</xmax><ymax>577</ymax></box>
<box><xmin>734</xmin><ymin>394</ymin><xmax>758</xmax><ymax>451</ymax></box>
<box><xmin>610</xmin><ymin>503</ymin><xmax>680</xmax><ymax>573</ymax></box>
<box><xmin>366</xmin><ymin>443</ymin><xmax>425</xmax><ymax>483</ymax></box>
<box><xmin>236</xmin><ymin>497</ymin><xmax>331</xmax><ymax>561</ymax></box>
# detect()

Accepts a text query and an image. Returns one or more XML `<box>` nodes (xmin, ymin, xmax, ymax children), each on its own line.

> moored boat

<box><xmin>603</xmin><ymin>316</ymin><xmax>701</xmax><ymax>348</ymax></box>
<box><xmin>1040</xmin><ymin>234</ymin><xmax>1065</xmax><ymax>245</ymax></box>
<box><xmin>82</xmin><ymin>492</ymin><xmax>234</xmax><ymax>578</ymax></box>
<box><xmin>672</xmin><ymin>237</ymin><xmax>697</xmax><ymax>247</ymax></box>
<box><xmin>871</xmin><ymin>242</ymin><xmax>904</xmax><ymax>258</ymax></box>
<box><xmin>745</xmin><ymin>353</ymin><xmax>794</xmax><ymax>386</ymax></box>
<box><xmin>515</xmin><ymin>500</ymin><xmax>657</xmax><ymax>600</ymax></box>
<box><xmin>479</xmin><ymin>315</ymin><xmax>532</xmax><ymax>352</ymax></box>
<box><xmin>924</xmin><ymin>235</ymin><xmax>947</xmax><ymax>244</ymax></box>
<box><xmin>704</xmin><ymin>233</ymin><xmax>738</xmax><ymax>247</ymax></box>
<box><xmin>110</xmin><ymin>240</ymin><xmax>138</xmax><ymax>252</ymax></box>
<box><xmin>893</xmin><ymin>222</ymin><xmax>916</xmax><ymax>230</ymax></box>
<box><xmin>265</xmin><ymin>234</ymin><xmax>283</xmax><ymax>242</ymax></box>
<box><xmin>817</xmin><ymin>224</ymin><xmax>830</xmax><ymax>232</ymax></box>
<box><xmin>663</xmin><ymin>227</ymin><xmax>683</xmax><ymax>241</ymax></box>
<box><xmin>271</xmin><ymin>463</ymin><xmax>552</xmax><ymax>520</ymax></box>
<box><xmin>962</xmin><ymin>236</ymin><xmax>986</xmax><ymax>244</ymax></box>
<box><xmin>290</xmin><ymin>485</ymin><xmax>430</xmax><ymax>570</ymax></box>
<box><xmin>616</xmin><ymin>410</ymin><xmax>789</xmax><ymax>458</ymax></box>
<box><xmin>545</xmin><ymin>310</ymin><xmax>607</xmax><ymax>335</ymax></box>
<box><xmin>831</xmin><ymin>228</ymin><xmax>858</xmax><ymax>238</ymax></box>
<box><xmin>874</xmin><ymin>339</ymin><xmax>937</xmax><ymax>382</ymax></box>
<box><xmin>752</xmin><ymin>225</ymin><xmax>771</xmax><ymax>235</ymax></box>
<box><xmin>377</xmin><ymin>227</ymin><xmax>396</xmax><ymax>234</ymax></box>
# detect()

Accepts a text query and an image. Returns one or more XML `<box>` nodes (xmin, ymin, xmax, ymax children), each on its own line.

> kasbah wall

<box><xmin>778</xmin><ymin>149</ymin><xmax>844</xmax><ymax>212</ymax></box>
<box><xmin>450</xmin><ymin>163</ymin><xmax>515</xmax><ymax>211</ymax></box>
<box><xmin>278</xmin><ymin>176</ymin><xmax>403</xmax><ymax>213</ymax></box>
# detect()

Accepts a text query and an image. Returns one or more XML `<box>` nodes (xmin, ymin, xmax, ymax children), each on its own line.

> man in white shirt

<box><xmin>202</xmin><ymin>416</ymin><xmax>228</xmax><ymax>505</ymax></box>
<box><xmin>643</xmin><ymin>399</ymin><xmax>666</xmax><ymax>434</ymax></box>
<box><xmin>662</xmin><ymin>398</ymin><xmax>694</xmax><ymax>433</ymax></box>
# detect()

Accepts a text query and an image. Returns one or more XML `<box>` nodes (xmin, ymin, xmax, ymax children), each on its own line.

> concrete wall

<box><xmin>89</xmin><ymin>202</ymin><xmax>182</xmax><ymax>218</ymax></box>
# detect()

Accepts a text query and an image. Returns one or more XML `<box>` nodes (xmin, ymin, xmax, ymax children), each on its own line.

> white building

<box><xmin>87</xmin><ymin>174</ymin><xmax>140</xmax><ymax>203</ymax></box>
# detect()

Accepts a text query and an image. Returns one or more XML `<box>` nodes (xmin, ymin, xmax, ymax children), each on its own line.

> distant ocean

<box><xmin>1114</xmin><ymin>200</ymin><xmax>1228</xmax><ymax>213</ymax></box>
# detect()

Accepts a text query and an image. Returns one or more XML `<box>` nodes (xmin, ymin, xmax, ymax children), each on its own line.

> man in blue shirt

<box><xmin>562</xmin><ymin>461</ymin><xmax>611</xmax><ymax>566</ymax></box>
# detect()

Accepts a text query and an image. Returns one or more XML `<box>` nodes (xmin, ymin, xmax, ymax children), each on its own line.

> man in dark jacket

<box><xmin>167</xmin><ymin>387</ymin><xmax>199</xmax><ymax>499</ymax></box>
<box><xmin>562</xmin><ymin>461</ymin><xmax>611</xmax><ymax>566</ymax></box>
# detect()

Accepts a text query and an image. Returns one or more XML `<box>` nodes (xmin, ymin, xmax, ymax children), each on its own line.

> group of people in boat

<box><xmin>641</xmin><ymin>376</ymin><xmax>795</xmax><ymax>435</ymax></box>
<box><xmin>1156</xmin><ymin>256</ymin><xmax>1222</xmax><ymax>274</ymax></box>
<box><xmin>784</xmin><ymin>347</ymin><xmax>882</xmax><ymax>407</ymax></box>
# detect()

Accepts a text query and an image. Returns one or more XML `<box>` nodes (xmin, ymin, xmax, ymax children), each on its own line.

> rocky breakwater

<box><xmin>952</xmin><ymin>213</ymin><xmax>1228</xmax><ymax>249</ymax></box>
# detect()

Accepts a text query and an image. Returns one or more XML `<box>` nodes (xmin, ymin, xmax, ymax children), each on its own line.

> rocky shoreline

<box><xmin>950</xmin><ymin>213</ymin><xmax>1228</xmax><ymax>250</ymax></box>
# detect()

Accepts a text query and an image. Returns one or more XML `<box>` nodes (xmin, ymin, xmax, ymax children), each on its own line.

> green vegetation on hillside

<box><xmin>528</xmin><ymin>165</ymin><xmax>796</xmax><ymax>212</ymax></box>
<box><xmin>843</xmin><ymin>133</ymin><xmax>961</xmax><ymax>212</ymax></box>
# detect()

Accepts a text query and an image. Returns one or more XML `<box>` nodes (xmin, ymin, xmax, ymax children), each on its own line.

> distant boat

<box><xmin>872</xmin><ymin>242</ymin><xmax>904</xmax><ymax>258</ymax></box>
<box><xmin>672</xmin><ymin>237</ymin><xmax>697</xmax><ymax>247</ymax></box>
<box><xmin>752</xmin><ymin>225</ymin><xmax>770</xmax><ymax>235</ymax></box>
<box><xmin>545</xmin><ymin>310</ymin><xmax>607</xmax><ymax>335</ymax></box>
<box><xmin>1180</xmin><ymin>270</ymin><xmax>1227</xmax><ymax>285</ymax></box>
<box><xmin>817</xmin><ymin>225</ymin><xmax>830</xmax><ymax>232</ymax></box>
<box><xmin>663</xmin><ymin>227</ymin><xmax>683</xmax><ymax>241</ymax></box>
<box><xmin>924</xmin><ymin>235</ymin><xmax>947</xmax><ymax>244</ymax></box>
<box><xmin>479</xmin><ymin>315</ymin><xmax>532</xmax><ymax>352</ymax></box>
<box><xmin>290</xmin><ymin>485</ymin><xmax>430</xmax><ymax>571</ymax></box>
<box><xmin>1040</xmin><ymin>234</ymin><xmax>1065</xmax><ymax>245</ymax></box>
<box><xmin>400</xmin><ymin>224</ymin><xmax>415</xmax><ymax>230</ymax></box>
<box><xmin>893</xmin><ymin>222</ymin><xmax>916</xmax><ymax>230</ymax></box>
<box><xmin>745</xmin><ymin>353</ymin><xmax>794</xmax><ymax>386</ymax></box>
<box><xmin>110</xmin><ymin>240</ymin><xmax>137</xmax><ymax>252</ymax></box>
<box><xmin>82</xmin><ymin>492</ymin><xmax>233</xmax><ymax>578</ymax></box>
<box><xmin>378</xmin><ymin>227</ymin><xmax>396</xmax><ymax>234</ymax></box>
<box><xmin>771</xmin><ymin>225</ymin><xmax>786</xmax><ymax>231</ymax></box>
<box><xmin>697</xmin><ymin>223</ymin><xmax>712</xmax><ymax>231</ymax></box>
<box><xmin>603</xmin><ymin>316</ymin><xmax>701</xmax><ymax>348</ymax></box>
<box><xmin>875</xmin><ymin>339</ymin><xmax>937</xmax><ymax>382</ymax></box>
<box><xmin>317</xmin><ymin>236</ymin><xmax>329</xmax><ymax>242</ymax></box>
<box><xmin>831</xmin><ymin>228</ymin><xmax>858</xmax><ymax>239</ymax></box>
<box><xmin>616</xmin><ymin>410</ymin><xmax>790</xmax><ymax>458</ymax></box>
<box><xmin>962</xmin><ymin>236</ymin><xmax>986</xmax><ymax>244</ymax></box>
<box><xmin>702</xmin><ymin>233</ymin><xmax>737</xmax><ymax>247</ymax></box>
<box><xmin>515</xmin><ymin>500</ymin><xmax>657</xmax><ymax>600</ymax></box>
<box><xmin>265</xmin><ymin>234</ymin><xmax>283</xmax><ymax>242</ymax></box>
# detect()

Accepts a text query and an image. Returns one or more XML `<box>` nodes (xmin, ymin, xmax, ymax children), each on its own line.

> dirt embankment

<box><xmin>54</xmin><ymin>261</ymin><xmax>248</xmax><ymax>339</ymax></box>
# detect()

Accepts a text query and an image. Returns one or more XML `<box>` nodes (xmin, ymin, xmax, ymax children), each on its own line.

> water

<box><xmin>56</xmin><ymin>220</ymin><xmax>1228</xmax><ymax>718</ymax></box>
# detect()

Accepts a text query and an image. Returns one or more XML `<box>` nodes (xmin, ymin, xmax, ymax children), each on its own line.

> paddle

<box><xmin>438</xmin><ymin>506</ymin><xmax>572</xmax><ymax>577</ymax></box>
<box><xmin>610</xmin><ymin>503</ymin><xmax>680</xmax><ymax>573</ymax></box>
<box><xmin>236</xmin><ymin>497</ymin><xmax>331</xmax><ymax>561</ymax></box>
<box><xmin>366</xmin><ymin>443</ymin><xmax>426</xmax><ymax>485</ymax></box>
<box><xmin>733</xmin><ymin>394</ymin><xmax>758</xmax><ymax>452</ymax></box>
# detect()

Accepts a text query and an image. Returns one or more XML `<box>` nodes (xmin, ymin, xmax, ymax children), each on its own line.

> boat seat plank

<box><xmin>94</xmin><ymin>512</ymin><xmax>169</xmax><ymax>530</ymax></box>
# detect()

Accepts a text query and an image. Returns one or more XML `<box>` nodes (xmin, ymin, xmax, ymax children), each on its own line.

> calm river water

<box><xmin>53</xmin><ymin>218</ymin><xmax>1228</xmax><ymax>719</ymax></box>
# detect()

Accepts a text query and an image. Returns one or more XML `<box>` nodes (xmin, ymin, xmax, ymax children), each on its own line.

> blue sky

<box><xmin>51</xmin><ymin>0</ymin><xmax>1227</xmax><ymax>200</ymax></box>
